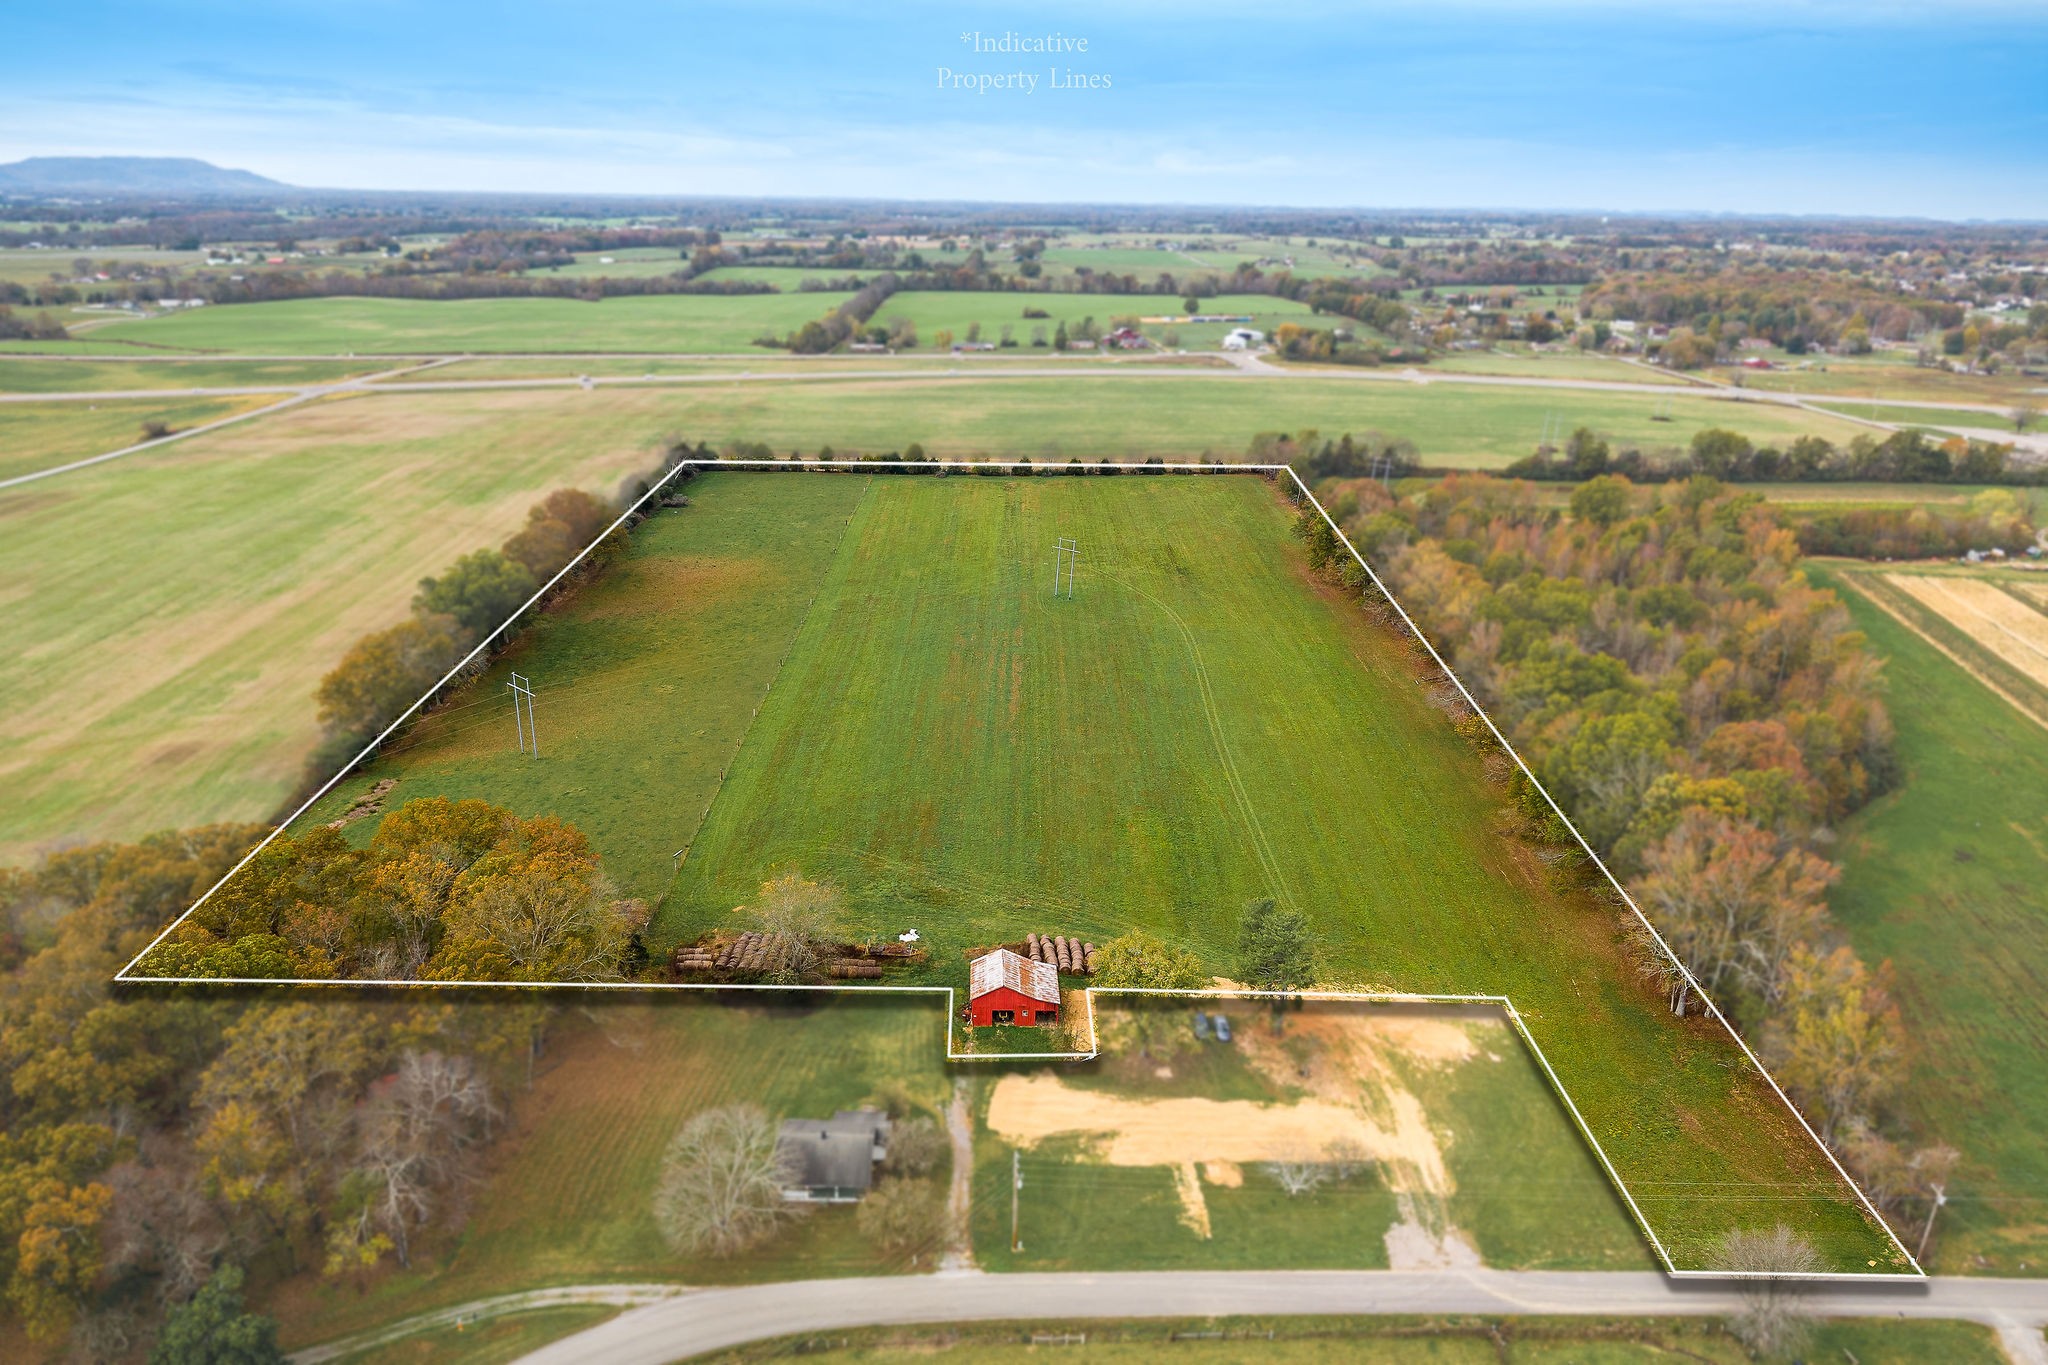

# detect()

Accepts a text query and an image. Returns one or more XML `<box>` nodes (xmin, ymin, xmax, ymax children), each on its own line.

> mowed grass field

<box><xmin>0</xmin><ymin>356</ymin><xmax>385</xmax><ymax>393</ymax></box>
<box><xmin>260</xmin><ymin>996</ymin><xmax>951</xmax><ymax>1350</ymax></box>
<box><xmin>311</xmin><ymin>471</ymin><xmax>1904</xmax><ymax>1272</ymax></box>
<box><xmin>0</xmin><ymin>379</ymin><xmax>1883</xmax><ymax>864</ymax></box>
<box><xmin>1810</xmin><ymin>564</ymin><xmax>2048</xmax><ymax>1274</ymax></box>
<box><xmin>0</xmin><ymin>393</ymin><xmax>277</xmax><ymax>481</ymax></box>
<box><xmin>0</xmin><ymin>391</ymin><xmax>669</xmax><ymax>863</ymax></box>
<box><xmin>79</xmin><ymin>292</ymin><xmax>857</xmax><ymax>354</ymax></box>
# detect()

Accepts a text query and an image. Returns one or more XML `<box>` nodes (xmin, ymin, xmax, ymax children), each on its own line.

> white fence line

<box><xmin>110</xmin><ymin>457</ymin><xmax>1919</xmax><ymax>1279</ymax></box>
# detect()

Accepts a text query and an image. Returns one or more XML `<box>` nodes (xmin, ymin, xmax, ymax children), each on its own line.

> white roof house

<box><xmin>1221</xmin><ymin>327</ymin><xmax>1266</xmax><ymax>350</ymax></box>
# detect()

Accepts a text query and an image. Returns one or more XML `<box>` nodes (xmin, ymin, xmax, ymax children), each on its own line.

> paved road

<box><xmin>496</xmin><ymin>1269</ymin><xmax>2048</xmax><ymax>1365</ymax></box>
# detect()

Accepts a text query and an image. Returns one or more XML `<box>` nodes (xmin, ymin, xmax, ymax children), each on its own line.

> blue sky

<box><xmin>5</xmin><ymin>1</ymin><xmax>2046</xmax><ymax>217</ymax></box>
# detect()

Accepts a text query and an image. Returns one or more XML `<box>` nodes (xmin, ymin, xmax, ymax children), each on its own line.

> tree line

<box><xmin>1309</xmin><ymin>465</ymin><xmax>1957</xmax><ymax>1257</ymax></box>
<box><xmin>1510</xmin><ymin>424</ymin><xmax>2046</xmax><ymax>491</ymax></box>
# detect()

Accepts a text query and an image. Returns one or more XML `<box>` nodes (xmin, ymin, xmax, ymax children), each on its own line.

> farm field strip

<box><xmin>240</xmin><ymin>470</ymin><xmax>1908</xmax><ymax>1274</ymax></box>
<box><xmin>1834</xmin><ymin>573</ymin><xmax>2048</xmax><ymax>733</ymax></box>
<box><xmin>1885</xmin><ymin>574</ymin><xmax>2048</xmax><ymax>682</ymax></box>
<box><xmin>1808</xmin><ymin>564</ymin><xmax>2048</xmax><ymax>1274</ymax></box>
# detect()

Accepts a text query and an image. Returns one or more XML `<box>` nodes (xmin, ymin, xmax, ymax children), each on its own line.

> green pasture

<box><xmin>538</xmin><ymin>246</ymin><xmax>691</xmax><ymax>280</ymax></box>
<box><xmin>704</xmin><ymin>1317</ymin><xmax>2005</xmax><ymax>1365</ymax></box>
<box><xmin>0</xmin><ymin>393</ymin><xmax>273</xmax><ymax>481</ymax></box>
<box><xmin>0</xmin><ymin>357</ymin><xmax>383</xmax><ymax>394</ymax></box>
<box><xmin>81</xmin><ymin>292</ymin><xmax>857</xmax><ymax>354</ymax></box>
<box><xmin>1813</xmin><ymin>564</ymin><xmax>2048</xmax><ymax>1274</ymax></box>
<box><xmin>695</xmin><ymin>265</ymin><xmax>867</xmax><ymax>288</ymax></box>
<box><xmin>306</xmin><ymin>470</ymin><xmax>1903</xmax><ymax>1272</ymax></box>
<box><xmin>1809</xmin><ymin>399</ymin><xmax>2022</xmax><ymax>430</ymax></box>
<box><xmin>1714</xmin><ymin>351</ymin><xmax>2046</xmax><ymax>406</ymax></box>
<box><xmin>872</xmin><ymin>291</ymin><xmax>1322</xmax><ymax>350</ymax></box>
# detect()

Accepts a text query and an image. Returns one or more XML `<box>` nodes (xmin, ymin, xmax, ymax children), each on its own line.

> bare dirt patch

<box><xmin>989</xmin><ymin>1002</ymin><xmax>1501</xmax><ymax>1259</ymax></box>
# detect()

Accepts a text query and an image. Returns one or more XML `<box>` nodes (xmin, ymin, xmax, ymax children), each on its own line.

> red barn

<box><xmin>968</xmin><ymin>948</ymin><xmax>1060</xmax><ymax>1027</ymax></box>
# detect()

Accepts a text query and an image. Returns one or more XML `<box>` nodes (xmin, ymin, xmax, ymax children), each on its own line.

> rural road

<box><xmin>482</xmin><ymin>1268</ymin><xmax>2048</xmax><ymax>1365</ymax></box>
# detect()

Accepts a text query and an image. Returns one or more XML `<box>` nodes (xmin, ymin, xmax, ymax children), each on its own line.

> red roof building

<box><xmin>968</xmin><ymin>948</ymin><xmax>1060</xmax><ymax>1027</ymax></box>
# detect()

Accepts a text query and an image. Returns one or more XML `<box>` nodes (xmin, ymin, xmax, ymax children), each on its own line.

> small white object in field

<box><xmin>898</xmin><ymin>929</ymin><xmax>920</xmax><ymax>943</ymax></box>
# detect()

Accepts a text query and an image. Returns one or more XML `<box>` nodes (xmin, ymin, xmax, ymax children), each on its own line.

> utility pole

<box><xmin>509</xmin><ymin>672</ymin><xmax>538</xmax><ymax>757</ymax></box>
<box><xmin>1052</xmin><ymin>537</ymin><xmax>1078</xmax><ymax>599</ymax></box>
<box><xmin>1010</xmin><ymin>1148</ymin><xmax>1023</xmax><ymax>1253</ymax></box>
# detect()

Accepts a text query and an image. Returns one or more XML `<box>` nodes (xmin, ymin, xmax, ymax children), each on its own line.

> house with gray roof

<box><xmin>775</xmin><ymin>1109</ymin><xmax>892</xmax><ymax>1203</ymax></box>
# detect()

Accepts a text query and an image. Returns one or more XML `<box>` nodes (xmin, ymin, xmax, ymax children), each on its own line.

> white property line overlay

<box><xmin>110</xmin><ymin>457</ymin><xmax>1921</xmax><ymax>1281</ymax></box>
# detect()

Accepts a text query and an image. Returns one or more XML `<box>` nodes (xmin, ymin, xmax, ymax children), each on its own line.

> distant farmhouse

<box><xmin>775</xmin><ymin>1109</ymin><xmax>891</xmax><ymax>1203</ymax></box>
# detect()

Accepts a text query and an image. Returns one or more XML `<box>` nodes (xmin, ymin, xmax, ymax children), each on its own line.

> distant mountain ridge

<box><xmin>0</xmin><ymin>156</ymin><xmax>288</xmax><ymax>195</ymax></box>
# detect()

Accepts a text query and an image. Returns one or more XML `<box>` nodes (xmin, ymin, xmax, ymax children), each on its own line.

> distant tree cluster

<box><xmin>132</xmin><ymin>797</ymin><xmax>648</xmax><ymax>983</ymax></box>
<box><xmin>1509</xmin><ymin>425</ymin><xmax>2042</xmax><ymax>491</ymax></box>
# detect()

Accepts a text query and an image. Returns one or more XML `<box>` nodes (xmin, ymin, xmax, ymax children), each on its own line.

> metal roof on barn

<box><xmin>969</xmin><ymin>948</ymin><xmax>1059</xmax><ymax>1006</ymax></box>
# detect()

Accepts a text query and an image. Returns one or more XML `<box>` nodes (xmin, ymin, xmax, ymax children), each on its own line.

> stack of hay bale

<box><xmin>828</xmin><ymin>959</ymin><xmax>883</xmax><ymax>979</ymax></box>
<box><xmin>672</xmin><ymin>943</ymin><xmax>718</xmax><ymax>974</ymax></box>
<box><xmin>716</xmin><ymin>931</ymin><xmax>789</xmax><ymax>974</ymax></box>
<box><xmin>1025</xmin><ymin>932</ymin><xmax>1097</xmax><ymax>975</ymax></box>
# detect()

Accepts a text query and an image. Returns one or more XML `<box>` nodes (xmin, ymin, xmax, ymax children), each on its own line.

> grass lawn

<box><xmin>0</xmin><ymin>390</ymin><xmax>670</xmax><ymax>863</ymax></box>
<box><xmin>698</xmin><ymin>1316</ymin><xmax>2005</xmax><ymax>1364</ymax></box>
<box><xmin>0</xmin><ymin>356</ymin><xmax>384</xmax><ymax>393</ymax></box>
<box><xmin>0</xmin><ymin>393</ymin><xmax>276</xmax><ymax>481</ymax></box>
<box><xmin>81</xmin><ymin>293</ymin><xmax>858</xmax><ymax>354</ymax></box>
<box><xmin>334</xmin><ymin>1305</ymin><xmax>620</xmax><ymax>1365</ymax></box>
<box><xmin>260</xmin><ymin>996</ymin><xmax>951</xmax><ymax>1350</ymax></box>
<box><xmin>293</xmin><ymin>470</ymin><xmax>1903</xmax><ymax>1273</ymax></box>
<box><xmin>1808</xmin><ymin>563</ymin><xmax>2048</xmax><ymax>1274</ymax></box>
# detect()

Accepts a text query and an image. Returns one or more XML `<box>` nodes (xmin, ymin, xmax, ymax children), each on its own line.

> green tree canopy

<box><xmin>148</xmin><ymin>1265</ymin><xmax>284</xmax><ymax>1365</ymax></box>
<box><xmin>413</xmin><ymin>549</ymin><xmax>536</xmax><ymax>641</ymax></box>
<box><xmin>1235</xmin><ymin>898</ymin><xmax>1314</xmax><ymax>993</ymax></box>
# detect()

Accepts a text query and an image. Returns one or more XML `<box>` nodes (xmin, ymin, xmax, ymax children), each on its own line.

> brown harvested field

<box><xmin>1884</xmin><ymin>574</ymin><xmax>2048</xmax><ymax>692</ymax></box>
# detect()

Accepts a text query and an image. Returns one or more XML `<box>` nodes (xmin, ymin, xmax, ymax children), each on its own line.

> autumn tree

<box><xmin>314</xmin><ymin>613</ymin><xmax>467</xmax><ymax>746</ymax></box>
<box><xmin>853</xmin><ymin>1176</ymin><xmax>942</xmax><ymax>1261</ymax></box>
<box><xmin>745</xmin><ymin>874</ymin><xmax>843</xmax><ymax>985</ymax></box>
<box><xmin>652</xmin><ymin>1105</ymin><xmax>802</xmax><ymax>1257</ymax></box>
<box><xmin>1631</xmin><ymin>811</ymin><xmax>1834</xmax><ymax>1015</ymax></box>
<box><xmin>1763</xmin><ymin>945</ymin><xmax>1905</xmax><ymax>1145</ymax></box>
<box><xmin>345</xmin><ymin>1051</ymin><xmax>497</xmax><ymax>1268</ymax></box>
<box><xmin>503</xmin><ymin>488</ymin><xmax>612</xmax><ymax>582</ymax></box>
